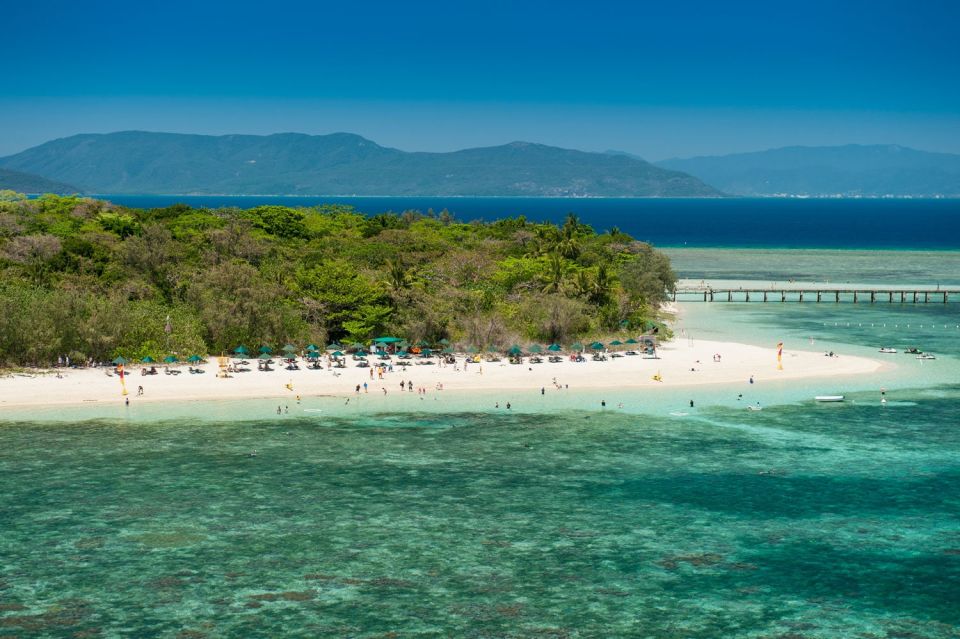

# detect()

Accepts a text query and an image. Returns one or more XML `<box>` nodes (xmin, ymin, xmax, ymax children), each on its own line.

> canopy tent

<box><xmin>373</xmin><ymin>336</ymin><xmax>403</xmax><ymax>343</ymax></box>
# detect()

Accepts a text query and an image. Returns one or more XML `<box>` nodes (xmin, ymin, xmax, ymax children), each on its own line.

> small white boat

<box><xmin>878</xmin><ymin>347</ymin><xmax>897</xmax><ymax>354</ymax></box>
<box><xmin>815</xmin><ymin>395</ymin><xmax>845</xmax><ymax>402</ymax></box>
<box><xmin>747</xmin><ymin>405</ymin><xmax>763</xmax><ymax>411</ymax></box>
<box><xmin>917</xmin><ymin>353</ymin><xmax>936</xmax><ymax>360</ymax></box>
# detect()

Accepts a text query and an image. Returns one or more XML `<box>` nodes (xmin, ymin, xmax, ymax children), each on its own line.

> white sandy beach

<box><xmin>0</xmin><ymin>337</ymin><xmax>890</xmax><ymax>410</ymax></box>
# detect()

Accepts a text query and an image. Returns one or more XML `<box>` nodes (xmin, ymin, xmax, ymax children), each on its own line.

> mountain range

<box><xmin>0</xmin><ymin>167</ymin><xmax>79</xmax><ymax>194</ymax></box>
<box><xmin>2</xmin><ymin>133</ymin><xmax>957</xmax><ymax>197</ymax></box>
<box><xmin>0</xmin><ymin>131</ymin><xmax>720</xmax><ymax>197</ymax></box>
<box><xmin>655</xmin><ymin>145</ymin><xmax>960</xmax><ymax>197</ymax></box>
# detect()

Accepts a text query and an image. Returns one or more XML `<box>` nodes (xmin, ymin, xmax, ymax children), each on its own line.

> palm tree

<box><xmin>541</xmin><ymin>253</ymin><xmax>566</xmax><ymax>293</ymax></box>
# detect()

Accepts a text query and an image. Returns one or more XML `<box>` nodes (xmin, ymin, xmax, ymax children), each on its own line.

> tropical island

<box><xmin>0</xmin><ymin>190</ymin><xmax>885</xmax><ymax>409</ymax></box>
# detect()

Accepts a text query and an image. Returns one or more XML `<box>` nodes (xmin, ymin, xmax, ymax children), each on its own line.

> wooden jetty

<box><xmin>672</xmin><ymin>287</ymin><xmax>959</xmax><ymax>303</ymax></box>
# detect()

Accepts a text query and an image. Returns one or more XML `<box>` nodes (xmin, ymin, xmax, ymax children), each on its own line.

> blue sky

<box><xmin>1</xmin><ymin>0</ymin><xmax>958</xmax><ymax>158</ymax></box>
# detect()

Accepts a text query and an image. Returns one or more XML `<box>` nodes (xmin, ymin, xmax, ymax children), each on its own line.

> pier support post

<box><xmin>924</xmin><ymin>292</ymin><xmax>929</xmax><ymax>303</ymax></box>
<box><xmin>709</xmin><ymin>291</ymin><xmax>714</xmax><ymax>302</ymax></box>
<box><xmin>835</xmin><ymin>291</ymin><xmax>840</xmax><ymax>303</ymax></box>
<box><xmin>888</xmin><ymin>291</ymin><xmax>893</xmax><ymax>303</ymax></box>
<box><xmin>799</xmin><ymin>291</ymin><xmax>804</xmax><ymax>302</ymax></box>
<box><xmin>900</xmin><ymin>291</ymin><xmax>905</xmax><ymax>303</ymax></box>
<box><xmin>781</xmin><ymin>291</ymin><xmax>786</xmax><ymax>302</ymax></box>
<box><xmin>945</xmin><ymin>292</ymin><xmax>949</xmax><ymax>304</ymax></box>
<box><xmin>728</xmin><ymin>291</ymin><xmax>732</xmax><ymax>302</ymax></box>
<box><xmin>763</xmin><ymin>291</ymin><xmax>767</xmax><ymax>302</ymax></box>
<box><xmin>745</xmin><ymin>291</ymin><xmax>750</xmax><ymax>302</ymax></box>
<box><xmin>817</xmin><ymin>291</ymin><xmax>821</xmax><ymax>303</ymax></box>
<box><xmin>853</xmin><ymin>291</ymin><xmax>858</xmax><ymax>303</ymax></box>
<box><xmin>870</xmin><ymin>291</ymin><xmax>875</xmax><ymax>303</ymax></box>
<box><xmin>913</xmin><ymin>292</ymin><xmax>918</xmax><ymax>303</ymax></box>
<box><xmin>703</xmin><ymin>291</ymin><xmax>708</xmax><ymax>302</ymax></box>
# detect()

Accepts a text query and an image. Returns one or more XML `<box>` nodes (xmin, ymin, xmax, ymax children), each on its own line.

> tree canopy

<box><xmin>0</xmin><ymin>195</ymin><xmax>676</xmax><ymax>366</ymax></box>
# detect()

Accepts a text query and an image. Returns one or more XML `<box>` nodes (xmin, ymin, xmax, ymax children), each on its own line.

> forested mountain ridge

<box><xmin>0</xmin><ymin>192</ymin><xmax>676</xmax><ymax>366</ymax></box>
<box><xmin>0</xmin><ymin>168</ymin><xmax>79</xmax><ymax>194</ymax></box>
<box><xmin>0</xmin><ymin>131</ymin><xmax>721</xmax><ymax>197</ymax></box>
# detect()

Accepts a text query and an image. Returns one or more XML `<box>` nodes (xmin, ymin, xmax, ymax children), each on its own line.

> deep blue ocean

<box><xmin>96</xmin><ymin>195</ymin><xmax>960</xmax><ymax>249</ymax></box>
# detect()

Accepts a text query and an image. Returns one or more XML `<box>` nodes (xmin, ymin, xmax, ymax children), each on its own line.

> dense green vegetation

<box><xmin>0</xmin><ymin>191</ymin><xmax>676</xmax><ymax>366</ymax></box>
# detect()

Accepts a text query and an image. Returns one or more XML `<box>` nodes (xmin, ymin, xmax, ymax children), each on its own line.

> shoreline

<box><xmin>0</xmin><ymin>337</ymin><xmax>890</xmax><ymax>411</ymax></box>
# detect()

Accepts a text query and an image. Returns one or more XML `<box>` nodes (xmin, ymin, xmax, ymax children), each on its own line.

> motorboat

<box><xmin>878</xmin><ymin>347</ymin><xmax>897</xmax><ymax>354</ymax></box>
<box><xmin>917</xmin><ymin>353</ymin><xmax>936</xmax><ymax>360</ymax></box>
<box><xmin>905</xmin><ymin>348</ymin><xmax>922</xmax><ymax>354</ymax></box>
<box><xmin>814</xmin><ymin>395</ymin><xmax>845</xmax><ymax>402</ymax></box>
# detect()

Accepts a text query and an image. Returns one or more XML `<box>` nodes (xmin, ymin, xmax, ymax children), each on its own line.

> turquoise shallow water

<box><xmin>1</xmin><ymin>398</ymin><xmax>959</xmax><ymax>638</ymax></box>
<box><xmin>2</xmin><ymin>249</ymin><xmax>960</xmax><ymax>637</ymax></box>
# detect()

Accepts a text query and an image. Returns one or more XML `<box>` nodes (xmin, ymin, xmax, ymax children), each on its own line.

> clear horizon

<box><xmin>2</xmin><ymin>0</ymin><xmax>959</xmax><ymax>159</ymax></box>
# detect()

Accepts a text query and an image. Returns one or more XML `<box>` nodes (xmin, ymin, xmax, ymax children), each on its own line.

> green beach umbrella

<box><xmin>507</xmin><ymin>345</ymin><xmax>523</xmax><ymax>356</ymax></box>
<box><xmin>163</xmin><ymin>355</ymin><xmax>179</xmax><ymax>363</ymax></box>
<box><xmin>625</xmin><ymin>338</ymin><xmax>639</xmax><ymax>344</ymax></box>
<box><xmin>528</xmin><ymin>344</ymin><xmax>543</xmax><ymax>353</ymax></box>
<box><xmin>233</xmin><ymin>345</ymin><xmax>249</xmax><ymax>355</ymax></box>
<box><xmin>467</xmin><ymin>345</ymin><xmax>479</xmax><ymax>353</ymax></box>
<box><xmin>373</xmin><ymin>336</ymin><xmax>403</xmax><ymax>343</ymax></box>
<box><xmin>438</xmin><ymin>338</ymin><xmax>451</xmax><ymax>345</ymax></box>
<box><xmin>258</xmin><ymin>353</ymin><xmax>271</xmax><ymax>360</ymax></box>
<box><xmin>349</xmin><ymin>342</ymin><xmax>365</xmax><ymax>350</ymax></box>
<box><xmin>187</xmin><ymin>355</ymin><xmax>203</xmax><ymax>363</ymax></box>
<box><xmin>397</xmin><ymin>349</ymin><xmax>409</xmax><ymax>356</ymax></box>
<box><xmin>306</xmin><ymin>344</ymin><xmax>319</xmax><ymax>351</ymax></box>
<box><xmin>282</xmin><ymin>344</ymin><xmax>297</xmax><ymax>353</ymax></box>
<box><xmin>258</xmin><ymin>345</ymin><xmax>273</xmax><ymax>354</ymax></box>
<box><xmin>332</xmin><ymin>351</ymin><xmax>344</xmax><ymax>357</ymax></box>
<box><xmin>571</xmin><ymin>342</ymin><xmax>584</xmax><ymax>352</ymax></box>
<box><xmin>112</xmin><ymin>356</ymin><xmax>129</xmax><ymax>365</ymax></box>
<box><xmin>306</xmin><ymin>351</ymin><xmax>319</xmax><ymax>359</ymax></box>
<box><xmin>355</xmin><ymin>349</ymin><xmax>369</xmax><ymax>357</ymax></box>
<box><xmin>398</xmin><ymin>340</ymin><xmax>409</xmax><ymax>349</ymax></box>
<box><xmin>547</xmin><ymin>343</ymin><xmax>562</xmax><ymax>352</ymax></box>
<box><xmin>486</xmin><ymin>345</ymin><xmax>499</xmax><ymax>353</ymax></box>
<box><xmin>420</xmin><ymin>348</ymin><xmax>433</xmax><ymax>356</ymax></box>
<box><xmin>442</xmin><ymin>346</ymin><xmax>455</xmax><ymax>354</ymax></box>
<box><xmin>141</xmin><ymin>356</ymin><xmax>155</xmax><ymax>363</ymax></box>
<box><xmin>327</xmin><ymin>342</ymin><xmax>343</xmax><ymax>351</ymax></box>
<box><xmin>609</xmin><ymin>340</ymin><xmax>623</xmax><ymax>346</ymax></box>
<box><xmin>590</xmin><ymin>341</ymin><xmax>605</xmax><ymax>351</ymax></box>
<box><xmin>416</xmin><ymin>340</ymin><xmax>431</xmax><ymax>347</ymax></box>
